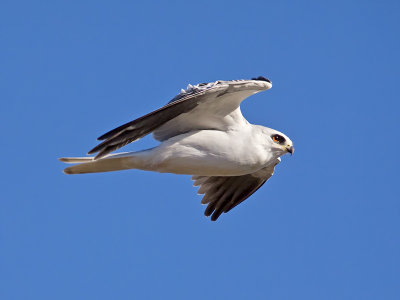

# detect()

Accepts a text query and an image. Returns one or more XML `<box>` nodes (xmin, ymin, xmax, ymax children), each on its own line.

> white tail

<box><xmin>59</xmin><ymin>157</ymin><xmax>94</xmax><ymax>164</ymax></box>
<box><xmin>59</xmin><ymin>152</ymin><xmax>147</xmax><ymax>174</ymax></box>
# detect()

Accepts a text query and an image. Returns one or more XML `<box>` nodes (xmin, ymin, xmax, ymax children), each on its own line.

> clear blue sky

<box><xmin>1</xmin><ymin>0</ymin><xmax>399</xmax><ymax>299</ymax></box>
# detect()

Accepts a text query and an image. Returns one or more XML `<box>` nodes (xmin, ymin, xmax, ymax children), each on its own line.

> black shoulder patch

<box><xmin>251</xmin><ymin>76</ymin><xmax>271</xmax><ymax>83</ymax></box>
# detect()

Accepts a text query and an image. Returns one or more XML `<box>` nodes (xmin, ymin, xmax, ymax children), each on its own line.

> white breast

<box><xmin>147</xmin><ymin>125</ymin><xmax>275</xmax><ymax>176</ymax></box>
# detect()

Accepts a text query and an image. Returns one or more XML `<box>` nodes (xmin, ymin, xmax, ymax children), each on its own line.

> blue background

<box><xmin>1</xmin><ymin>0</ymin><xmax>399</xmax><ymax>299</ymax></box>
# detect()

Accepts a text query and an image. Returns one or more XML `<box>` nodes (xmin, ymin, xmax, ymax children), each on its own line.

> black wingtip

<box><xmin>87</xmin><ymin>147</ymin><xmax>113</xmax><ymax>160</ymax></box>
<box><xmin>204</xmin><ymin>202</ymin><xmax>224</xmax><ymax>221</ymax></box>
<box><xmin>87</xmin><ymin>144</ymin><xmax>101</xmax><ymax>155</ymax></box>
<box><xmin>251</xmin><ymin>76</ymin><xmax>271</xmax><ymax>83</ymax></box>
<box><xmin>87</xmin><ymin>147</ymin><xmax>103</xmax><ymax>159</ymax></box>
<box><xmin>204</xmin><ymin>202</ymin><xmax>216</xmax><ymax>217</ymax></box>
<box><xmin>210</xmin><ymin>211</ymin><xmax>222</xmax><ymax>221</ymax></box>
<box><xmin>97</xmin><ymin>132</ymin><xmax>111</xmax><ymax>141</ymax></box>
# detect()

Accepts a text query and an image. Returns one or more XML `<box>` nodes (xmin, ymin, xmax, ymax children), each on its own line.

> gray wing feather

<box><xmin>88</xmin><ymin>84</ymin><xmax>228</xmax><ymax>159</ymax></box>
<box><xmin>192</xmin><ymin>159</ymin><xmax>280</xmax><ymax>221</ymax></box>
<box><xmin>88</xmin><ymin>79</ymin><xmax>270</xmax><ymax>159</ymax></box>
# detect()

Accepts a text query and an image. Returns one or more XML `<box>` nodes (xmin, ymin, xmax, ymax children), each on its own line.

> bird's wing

<box><xmin>88</xmin><ymin>77</ymin><xmax>271</xmax><ymax>159</ymax></box>
<box><xmin>192</xmin><ymin>158</ymin><xmax>280</xmax><ymax>221</ymax></box>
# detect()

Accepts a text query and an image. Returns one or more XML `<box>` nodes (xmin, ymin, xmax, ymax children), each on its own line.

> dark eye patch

<box><xmin>271</xmin><ymin>134</ymin><xmax>286</xmax><ymax>144</ymax></box>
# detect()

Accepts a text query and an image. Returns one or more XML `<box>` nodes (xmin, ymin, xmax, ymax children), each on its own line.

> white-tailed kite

<box><xmin>60</xmin><ymin>76</ymin><xmax>294</xmax><ymax>221</ymax></box>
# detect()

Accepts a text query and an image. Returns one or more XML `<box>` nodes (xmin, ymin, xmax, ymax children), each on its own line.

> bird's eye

<box><xmin>271</xmin><ymin>134</ymin><xmax>285</xmax><ymax>144</ymax></box>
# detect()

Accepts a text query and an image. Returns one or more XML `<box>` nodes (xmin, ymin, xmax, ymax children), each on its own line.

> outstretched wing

<box><xmin>88</xmin><ymin>77</ymin><xmax>271</xmax><ymax>159</ymax></box>
<box><xmin>192</xmin><ymin>158</ymin><xmax>280</xmax><ymax>221</ymax></box>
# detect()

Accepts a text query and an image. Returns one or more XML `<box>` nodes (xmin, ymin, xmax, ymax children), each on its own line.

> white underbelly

<box><xmin>144</xmin><ymin>129</ymin><xmax>273</xmax><ymax>176</ymax></box>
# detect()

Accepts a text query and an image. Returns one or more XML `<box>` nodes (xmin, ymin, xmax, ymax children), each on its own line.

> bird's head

<box><xmin>264</xmin><ymin>128</ymin><xmax>294</xmax><ymax>156</ymax></box>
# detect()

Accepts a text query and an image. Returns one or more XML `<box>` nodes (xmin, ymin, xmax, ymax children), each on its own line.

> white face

<box><xmin>265</xmin><ymin>128</ymin><xmax>294</xmax><ymax>156</ymax></box>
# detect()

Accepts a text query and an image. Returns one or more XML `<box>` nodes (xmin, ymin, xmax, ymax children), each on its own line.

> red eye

<box><xmin>272</xmin><ymin>134</ymin><xmax>285</xmax><ymax>144</ymax></box>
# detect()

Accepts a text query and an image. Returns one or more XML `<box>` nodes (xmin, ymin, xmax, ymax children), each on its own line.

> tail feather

<box><xmin>59</xmin><ymin>152</ymin><xmax>145</xmax><ymax>175</ymax></box>
<box><xmin>59</xmin><ymin>157</ymin><xmax>94</xmax><ymax>164</ymax></box>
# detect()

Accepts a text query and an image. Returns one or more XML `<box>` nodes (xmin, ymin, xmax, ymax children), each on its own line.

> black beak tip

<box><xmin>287</xmin><ymin>146</ymin><xmax>294</xmax><ymax>155</ymax></box>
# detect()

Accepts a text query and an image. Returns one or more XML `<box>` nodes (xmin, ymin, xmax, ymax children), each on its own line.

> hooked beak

<box><xmin>286</xmin><ymin>145</ymin><xmax>294</xmax><ymax>155</ymax></box>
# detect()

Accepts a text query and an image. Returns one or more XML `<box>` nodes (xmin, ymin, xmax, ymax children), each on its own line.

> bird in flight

<box><xmin>60</xmin><ymin>76</ymin><xmax>294</xmax><ymax>221</ymax></box>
